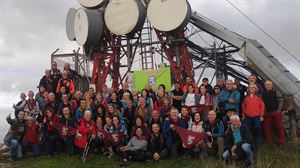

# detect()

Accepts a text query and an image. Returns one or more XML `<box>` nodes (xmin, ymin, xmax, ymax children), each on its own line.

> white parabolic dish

<box><xmin>79</xmin><ymin>0</ymin><xmax>107</xmax><ymax>9</ymax></box>
<box><xmin>66</xmin><ymin>8</ymin><xmax>77</xmax><ymax>41</ymax></box>
<box><xmin>147</xmin><ymin>0</ymin><xmax>191</xmax><ymax>32</ymax></box>
<box><xmin>74</xmin><ymin>8</ymin><xmax>104</xmax><ymax>46</ymax></box>
<box><xmin>104</xmin><ymin>0</ymin><xmax>145</xmax><ymax>35</ymax></box>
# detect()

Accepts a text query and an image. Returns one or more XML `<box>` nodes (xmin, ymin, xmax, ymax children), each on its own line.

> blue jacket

<box><xmin>218</xmin><ymin>90</ymin><xmax>240</xmax><ymax>114</ymax></box>
<box><xmin>204</xmin><ymin>119</ymin><xmax>224</xmax><ymax>140</ymax></box>
<box><xmin>75</xmin><ymin>108</ymin><xmax>92</xmax><ymax>122</ymax></box>
<box><xmin>163</xmin><ymin>118</ymin><xmax>185</xmax><ymax>149</ymax></box>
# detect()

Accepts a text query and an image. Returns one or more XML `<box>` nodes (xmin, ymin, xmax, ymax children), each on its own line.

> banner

<box><xmin>174</xmin><ymin>125</ymin><xmax>208</xmax><ymax>149</ymax></box>
<box><xmin>53</xmin><ymin>122</ymin><xmax>77</xmax><ymax>138</ymax></box>
<box><xmin>97</xmin><ymin>129</ymin><xmax>124</xmax><ymax>146</ymax></box>
<box><xmin>133</xmin><ymin>67</ymin><xmax>171</xmax><ymax>91</ymax></box>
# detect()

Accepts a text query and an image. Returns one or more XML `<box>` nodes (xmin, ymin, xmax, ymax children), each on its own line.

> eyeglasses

<box><xmin>214</xmin><ymin>88</ymin><xmax>220</xmax><ymax>90</ymax></box>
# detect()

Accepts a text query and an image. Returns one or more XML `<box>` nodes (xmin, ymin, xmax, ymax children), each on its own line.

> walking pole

<box><xmin>81</xmin><ymin>134</ymin><xmax>93</xmax><ymax>164</ymax></box>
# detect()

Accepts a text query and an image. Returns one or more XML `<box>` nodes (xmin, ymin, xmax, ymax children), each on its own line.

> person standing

<box><xmin>171</xmin><ymin>81</ymin><xmax>183</xmax><ymax>111</ymax></box>
<box><xmin>51</xmin><ymin>61</ymin><xmax>61</xmax><ymax>94</ymax></box>
<box><xmin>218</xmin><ymin>80</ymin><xmax>240</xmax><ymax>117</ymax></box>
<box><xmin>12</xmin><ymin>92</ymin><xmax>27</xmax><ymax>119</ymax></box>
<box><xmin>183</xmin><ymin>76</ymin><xmax>199</xmax><ymax>94</ymax></box>
<box><xmin>39</xmin><ymin>69</ymin><xmax>53</xmax><ymax>93</ymax></box>
<box><xmin>242</xmin><ymin>84</ymin><xmax>265</xmax><ymax>147</ymax></box>
<box><xmin>262</xmin><ymin>80</ymin><xmax>285</xmax><ymax>146</ymax></box>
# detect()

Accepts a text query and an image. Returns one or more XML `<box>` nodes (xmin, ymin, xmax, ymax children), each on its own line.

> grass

<box><xmin>0</xmin><ymin>143</ymin><xmax>300</xmax><ymax>168</ymax></box>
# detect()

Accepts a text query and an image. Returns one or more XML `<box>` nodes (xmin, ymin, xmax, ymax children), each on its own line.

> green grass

<box><xmin>1</xmin><ymin>143</ymin><xmax>300</xmax><ymax>168</ymax></box>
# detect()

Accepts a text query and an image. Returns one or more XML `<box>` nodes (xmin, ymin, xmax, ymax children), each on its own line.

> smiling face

<box><xmin>170</xmin><ymin>108</ymin><xmax>178</xmax><ymax>120</ymax></box>
<box><xmin>96</xmin><ymin>117</ymin><xmax>103</xmax><ymax>127</ymax></box>
<box><xmin>181</xmin><ymin>107</ymin><xmax>189</xmax><ymax>117</ymax></box>
<box><xmin>105</xmin><ymin>117</ymin><xmax>112</xmax><ymax>125</ymax></box>
<box><xmin>208</xmin><ymin>110</ymin><xmax>217</xmax><ymax>122</ymax></box>
<box><xmin>112</xmin><ymin>117</ymin><xmax>119</xmax><ymax>126</ymax></box>
<box><xmin>200</xmin><ymin>85</ymin><xmax>206</xmax><ymax>94</ymax></box>
<box><xmin>265</xmin><ymin>80</ymin><xmax>273</xmax><ymax>91</ymax></box>
<box><xmin>84</xmin><ymin>111</ymin><xmax>91</xmax><ymax>121</ymax></box>
<box><xmin>188</xmin><ymin>85</ymin><xmax>194</xmax><ymax>93</ymax></box>
<box><xmin>194</xmin><ymin>113</ymin><xmax>201</xmax><ymax>122</ymax></box>
<box><xmin>80</xmin><ymin>100</ymin><xmax>87</xmax><ymax>109</ymax></box>
<box><xmin>152</xmin><ymin>110</ymin><xmax>159</xmax><ymax>119</ymax></box>
<box><xmin>135</xmin><ymin>117</ymin><xmax>142</xmax><ymax>126</ymax></box>
<box><xmin>108</xmin><ymin>105</ymin><xmax>114</xmax><ymax>113</ymax></box>
<box><xmin>28</xmin><ymin>91</ymin><xmax>34</xmax><ymax>99</ymax></box>
<box><xmin>18</xmin><ymin>111</ymin><xmax>25</xmax><ymax>121</ymax></box>
<box><xmin>225</xmin><ymin>80</ymin><xmax>234</xmax><ymax>90</ymax></box>
<box><xmin>152</xmin><ymin>123</ymin><xmax>160</xmax><ymax>134</ymax></box>
<box><xmin>135</xmin><ymin>127</ymin><xmax>143</xmax><ymax>137</ymax></box>
<box><xmin>63</xmin><ymin>107</ymin><xmax>70</xmax><ymax>117</ymax></box>
<box><xmin>231</xmin><ymin>117</ymin><xmax>241</xmax><ymax>129</ymax></box>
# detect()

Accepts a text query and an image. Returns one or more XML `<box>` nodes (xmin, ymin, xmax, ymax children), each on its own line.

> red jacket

<box><xmin>75</xmin><ymin>119</ymin><xmax>96</xmax><ymax>149</ymax></box>
<box><xmin>23</xmin><ymin>123</ymin><xmax>40</xmax><ymax>144</ymax></box>
<box><xmin>45</xmin><ymin>114</ymin><xmax>60</xmax><ymax>133</ymax></box>
<box><xmin>242</xmin><ymin>94</ymin><xmax>265</xmax><ymax>117</ymax></box>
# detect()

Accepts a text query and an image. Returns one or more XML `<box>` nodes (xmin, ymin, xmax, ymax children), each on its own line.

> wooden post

<box><xmin>289</xmin><ymin>110</ymin><xmax>298</xmax><ymax>142</ymax></box>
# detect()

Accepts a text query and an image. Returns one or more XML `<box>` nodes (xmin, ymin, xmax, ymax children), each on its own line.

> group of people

<box><xmin>4</xmin><ymin>61</ymin><xmax>286</xmax><ymax>167</ymax></box>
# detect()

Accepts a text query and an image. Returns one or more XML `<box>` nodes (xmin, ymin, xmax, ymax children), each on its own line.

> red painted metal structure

<box><xmin>90</xmin><ymin>30</ymin><xmax>193</xmax><ymax>92</ymax></box>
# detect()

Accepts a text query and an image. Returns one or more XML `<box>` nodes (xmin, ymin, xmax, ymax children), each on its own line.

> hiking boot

<box><xmin>107</xmin><ymin>152</ymin><xmax>114</xmax><ymax>158</ymax></box>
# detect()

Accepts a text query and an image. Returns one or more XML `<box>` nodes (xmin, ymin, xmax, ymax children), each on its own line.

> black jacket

<box><xmin>148</xmin><ymin>133</ymin><xmax>166</xmax><ymax>153</ymax></box>
<box><xmin>224</xmin><ymin>125</ymin><xmax>254</xmax><ymax>151</ymax></box>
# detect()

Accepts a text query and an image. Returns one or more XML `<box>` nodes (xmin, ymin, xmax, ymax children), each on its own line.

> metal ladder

<box><xmin>140</xmin><ymin>19</ymin><xmax>155</xmax><ymax>70</ymax></box>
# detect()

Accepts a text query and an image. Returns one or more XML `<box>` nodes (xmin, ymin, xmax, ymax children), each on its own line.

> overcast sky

<box><xmin>0</xmin><ymin>0</ymin><xmax>299</xmax><ymax>109</ymax></box>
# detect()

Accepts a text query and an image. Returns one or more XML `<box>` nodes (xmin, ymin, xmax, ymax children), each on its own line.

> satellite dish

<box><xmin>74</xmin><ymin>8</ymin><xmax>104</xmax><ymax>47</ymax></box>
<box><xmin>79</xmin><ymin>0</ymin><xmax>108</xmax><ymax>9</ymax></box>
<box><xmin>147</xmin><ymin>0</ymin><xmax>191</xmax><ymax>32</ymax></box>
<box><xmin>66</xmin><ymin>8</ymin><xmax>77</xmax><ymax>41</ymax></box>
<box><xmin>104</xmin><ymin>0</ymin><xmax>146</xmax><ymax>35</ymax></box>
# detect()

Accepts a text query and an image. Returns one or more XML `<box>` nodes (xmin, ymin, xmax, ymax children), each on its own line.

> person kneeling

<box><xmin>120</xmin><ymin>127</ymin><xmax>148</xmax><ymax>166</ymax></box>
<box><xmin>223</xmin><ymin>115</ymin><xmax>254</xmax><ymax>167</ymax></box>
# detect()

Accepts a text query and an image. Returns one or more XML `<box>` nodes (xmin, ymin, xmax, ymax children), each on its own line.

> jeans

<box><xmin>5</xmin><ymin>139</ymin><xmax>23</xmax><ymax>160</ymax></box>
<box><xmin>46</xmin><ymin>133</ymin><xmax>59</xmax><ymax>156</ymax></box>
<box><xmin>22</xmin><ymin>140</ymin><xmax>40</xmax><ymax>156</ymax></box>
<box><xmin>223</xmin><ymin>143</ymin><xmax>254</xmax><ymax>164</ymax></box>
<box><xmin>244</xmin><ymin>116</ymin><xmax>262</xmax><ymax>146</ymax></box>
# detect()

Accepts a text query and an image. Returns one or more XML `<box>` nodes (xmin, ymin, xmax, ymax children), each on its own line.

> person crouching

<box><xmin>120</xmin><ymin>127</ymin><xmax>148</xmax><ymax>166</ymax></box>
<box><xmin>4</xmin><ymin>111</ymin><xmax>26</xmax><ymax>161</ymax></box>
<box><xmin>146</xmin><ymin>123</ymin><xmax>168</xmax><ymax>161</ymax></box>
<box><xmin>223</xmin><ymin>115</ymin><xmax>254</xmax><ymax>167</ymax></box>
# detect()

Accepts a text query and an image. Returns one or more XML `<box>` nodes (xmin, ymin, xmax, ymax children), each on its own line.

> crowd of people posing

<box><xmin>4</xmin><ymin>62</ymin><xmax>286</xmax><ymax>167</ymax></box>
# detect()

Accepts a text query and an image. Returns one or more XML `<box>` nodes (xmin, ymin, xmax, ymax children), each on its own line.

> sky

<box><xmin>0</xmin><ymin>0</ymin><xmax>299</xmax><ymax>140</ymax></box>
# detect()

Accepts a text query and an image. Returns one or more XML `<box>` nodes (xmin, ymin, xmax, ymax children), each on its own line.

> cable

<box><xmin>225</xmin><ymin>0</ymin><xmax>300</xmax><ymax>62</ymax></box>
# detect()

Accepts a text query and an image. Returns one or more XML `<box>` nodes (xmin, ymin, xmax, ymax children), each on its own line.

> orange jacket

<box><xmin>56</xmin><ymin>78</ymin><xmax>75</xmax><ymax>95</ymax></box>
<box><xmin>242</xmin><ymin>94</ymin><xmax>265</xmax><ymax>117</ymax></box>
<box><xmin>183</xmin><ymin>83</ymin><xmax>199</xmax><ymax>94</ymax></box>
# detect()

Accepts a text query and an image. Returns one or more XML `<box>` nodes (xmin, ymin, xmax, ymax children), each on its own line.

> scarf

<box><xmin>27</xmin><ymin>99</ymin><xmax>36</xmax><ymax>111</ymax></box>
<box><xmin>168</xmin><ymin>116</ymin><xmax>179</xmax><ymax>125</ymax></box>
